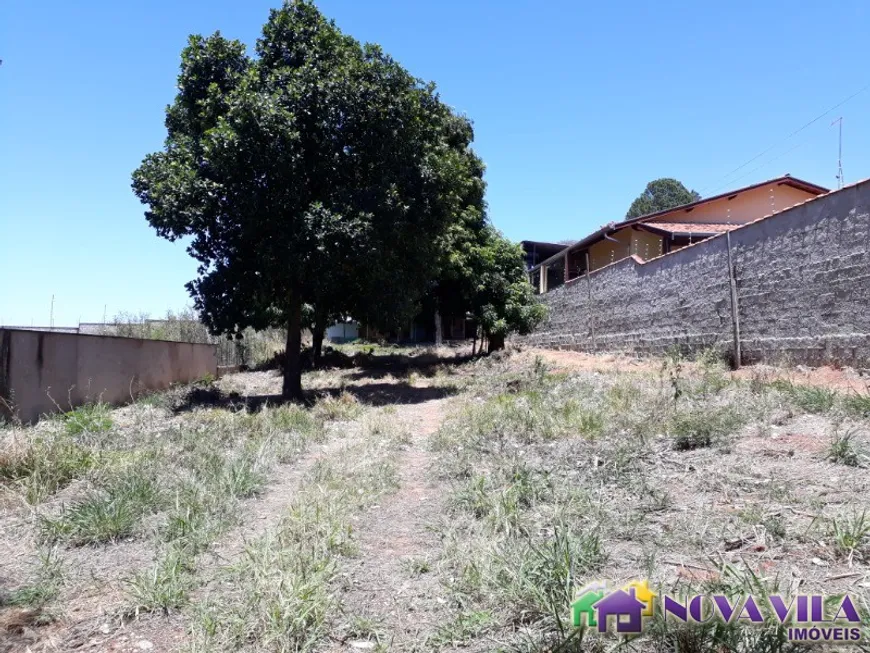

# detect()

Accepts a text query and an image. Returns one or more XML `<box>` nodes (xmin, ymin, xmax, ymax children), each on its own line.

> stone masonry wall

<box><xmin>521</xmin><ymin>179</ymin><xmax>870</xmax><ymax>367</ymax></box>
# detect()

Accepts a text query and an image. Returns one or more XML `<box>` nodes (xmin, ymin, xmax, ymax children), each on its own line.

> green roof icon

<box><xmin>572</xmin><ymin>584</ymin><xmax>606</xmax><ymax>628</ymax></box>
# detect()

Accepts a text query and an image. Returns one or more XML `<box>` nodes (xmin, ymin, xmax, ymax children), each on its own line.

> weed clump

<box><xmin>1</xmin><ymin>548</ymin><xmax>64</xmax><ymax>608</ymax></box>
<box><xmin>670</xmin><ymin>405</ymin><xmax>742</xmax><ymax>450</ymax></box>
<box><xmin>64</xmin><ymin>403</ymin><xmax>113</xmax><ymax>436</ymax></box>
<box><xmin>39</xmin><ymin>474</ymin><xmax>162</xmax><ymax>545</ymax></box>
<box><xmin>842</xmin><ymin>393</ymin><xmax>870</xmax><ymax>419</ymax></box>
<box><xmin>0</xmin><ymin>435</ymin><xmax>94</xmax><ymax>504</ymax></box>
<box><xmin>830</xmin><ymin>509</ymin><xmax>870</xmax><ymax>564</ymax></box>
<box><xmin>313</xmin><ymin>391</ymin><xmax>362</xmax><ymax>422</ymax></box>
<box><xmin>827</xmin><ymin>428</ymin><xmax>865</xmax><ymax>467</ymax></box>
<box><xmin>770</xmin><ymin>380</ymin><xmax>837</xmax><ymax>414</ymax></box>
<box><xmin>126</xmin><ymin>548</ymin><xmax>195</xmax><ymax>615</ymax></box>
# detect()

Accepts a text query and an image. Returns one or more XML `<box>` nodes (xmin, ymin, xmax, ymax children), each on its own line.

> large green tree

<box><xmin>625</xmin><ymin>178</ymin><xmax>701</xmax><ymax>219</ymax></box>
<box><xmin>133</xmin><ymin>1</ymin><xmax>479</xmax><ymax>399</ymax></box>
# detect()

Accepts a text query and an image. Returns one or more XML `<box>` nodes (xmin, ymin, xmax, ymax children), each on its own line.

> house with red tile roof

<box><xmin>530</xmin><ymin>174</ymin><xmax>828</xmax><ymax>293</ymax></box>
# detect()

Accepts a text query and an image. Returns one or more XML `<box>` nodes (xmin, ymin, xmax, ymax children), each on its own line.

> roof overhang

<box><xmin>634</xmin><ymin>223</ymin><xmax>726</xmax><ymax>239</ymax></box>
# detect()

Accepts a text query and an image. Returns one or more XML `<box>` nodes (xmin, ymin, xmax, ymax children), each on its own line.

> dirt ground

<box><xmin>534</xmin><ymin>348</ymin><xmax>870</xmax><ymax>394</ymax></box>
<box><xmin>2</xmin><ymin>347</ymin><xmax>870</xmax><ymax>652</ymax></box>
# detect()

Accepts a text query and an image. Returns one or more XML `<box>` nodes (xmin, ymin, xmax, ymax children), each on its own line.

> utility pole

<box><xmin>50</xmin><ymin>295</ymin><xmax>55</xmax><ymax>331</ymax></box>
<box><xmin>832</xmin><ymin>117</ymin><xmax>844</xmax><ymax>189</ymax></box>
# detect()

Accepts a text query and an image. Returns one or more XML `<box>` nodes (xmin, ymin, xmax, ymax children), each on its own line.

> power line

<box><xmin>698</xmin><ymin>82</ymin><xmax>870</xmax><ymax>195</ymax></box>
<box><xmin>706</xmin><ymin>135</ymin><xmax>815</xmax><ymax>195</ymax></box>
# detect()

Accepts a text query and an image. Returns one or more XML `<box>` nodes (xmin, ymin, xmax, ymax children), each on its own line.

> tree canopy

<box><xmin>132</xmin><ymin>1</ymin><xmax>485</xmax><ymax>399</ymax></box>
<box><xmin>432</xmin><ymin>219</ymin><xmax>546</xmax><ymax>352</ymax></box>
<box><xmin>625</xmin><ymin>178</ymin><xmax>701</xmax><ymax>219</ymax></box>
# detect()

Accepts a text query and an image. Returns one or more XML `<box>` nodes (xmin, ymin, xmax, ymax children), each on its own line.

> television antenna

<box><xmin>832</xmin><ymin>117</ymin><xmax>844</xmax><ymax>189</ymax></box>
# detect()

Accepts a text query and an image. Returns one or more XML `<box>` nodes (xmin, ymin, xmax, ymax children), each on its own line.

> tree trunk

<box><xmin>282</xmin><ymin>293</ymin><xmax>304</xmax><ymax>401</ymax></box>
<box><xmin>312</xmin><ymin>310</ymin><xmax>327</xmax><ymax>368</ymax></box>
<box><xmin>487</xmin><ymin>333</ymin><xmax>505</xmax><ymax>353</ymax></box>
<box><xmin>434</xmin><ymin>309</ymin><xmax>443</xmax><ymax>347</ymax></box>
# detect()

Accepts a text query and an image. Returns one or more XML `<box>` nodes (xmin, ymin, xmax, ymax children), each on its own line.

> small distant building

<box><xmin>325</xmin><ymin>319</ymin><xmax>359</xmax><ymax>343</ymax></box>
<box><xmin>521</xmin><ymin>240</ymin><xmax>568</xmax><ymax>270</ymax></box>
<box><xmin>530</xmin><ymin>175</ymin><xmax>828</xmax><ymax>293</ymax></box>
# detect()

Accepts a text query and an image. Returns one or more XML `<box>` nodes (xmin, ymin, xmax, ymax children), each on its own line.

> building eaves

<box><xmin>637</xmin><ymin>222</ymin><xmax>738</xmax><ymax>237</ymax></box>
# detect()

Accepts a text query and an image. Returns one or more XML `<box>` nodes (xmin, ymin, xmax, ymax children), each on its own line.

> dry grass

<box><xmin>0</xmin><ymin>367</ymin><xmax>362</xmax><ymax>649</ymax></box>
<box><xmin>425</xmin><ymin>350</ymin><xmax>870</xmax><ymax>651</ymax></box>
<box><xmin>3</xmin><ymin>348</ymin><xmax>870</xmax><ymax>652</ymax></box>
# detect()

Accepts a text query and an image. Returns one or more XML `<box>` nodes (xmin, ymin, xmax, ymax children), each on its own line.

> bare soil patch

<box><xmin>531</xmin><ymin>347</ymin><xmax>870</xmax><ymax>393</ymax></box>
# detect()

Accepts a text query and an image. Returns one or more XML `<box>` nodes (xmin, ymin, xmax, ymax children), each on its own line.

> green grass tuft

<box><xmin>64</xmin><ymin>402</ymin><xmax>113</xmax><ymax>435</ymax></box>
<box><xmin>125</xmin><ymin>548</ymin><xmax>194</xmax><ymax>615</ymax></box>
<box><xmin>770</xmin><ymin>380</ymin><xmax>837</xmax><ymax>414</ymax></box>
<box><xmin>830</xmin><ymin>509</ymin><xmax>870</xmax><ymax>563</ymax></box>
<box><xmin>0</xmin><ymin>435</ymin><xmax>94</xmax><ymax>504</ymax></box>
<box><xmin>841</xmin><ymin>393</ymin><xmax>870</xmax><ymax>419</ymax></box>
<box><xmin>39</xmin><ymin>474</ymin><xmax>162</xmax><ymax>545</ymax></box>
<box><xmin>670</xmin><ymin>405</ymin><xmax>742</xmax><ymax>450</ymax></box>
<box><xmin>827</xmin><ymin>428</ymin><xmax>865</xmax><ymax>467</ymax></box>
<box><xmin>427</xmin><ymin>610</ymin><xmax>494</xmax><ymax>649</ymax></box>
<box><xmin>1</xmin><ymin>548</ymin><xmax>64</xmax><ymax>608</ymax></box>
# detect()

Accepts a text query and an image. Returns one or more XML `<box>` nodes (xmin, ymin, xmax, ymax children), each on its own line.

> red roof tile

<box><xmin>639</xmin><ymin>222</ymin><xmax>738</xmax><ymax>235</ymax></box>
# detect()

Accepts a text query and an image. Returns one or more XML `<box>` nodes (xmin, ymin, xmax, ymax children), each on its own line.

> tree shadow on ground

<box><xmin>318</xmin><ymin>381</ymin><xmax>458</xmax><ymax>406</ymax></box>
<box><xmin>171</xmin><ymin>368</ymin><xmax>460</xmax><ymax>414</ymax></box>
<box><xmin>256</xmin><ymin>345</ymin><xmax>477</xmax><ymax>378</ymax></box>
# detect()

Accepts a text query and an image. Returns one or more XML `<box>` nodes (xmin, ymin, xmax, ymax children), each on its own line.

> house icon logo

<box><xmin>572</xmin><ymin>580</ymin><xmax>655</xmax><ymax>634</ymax></box>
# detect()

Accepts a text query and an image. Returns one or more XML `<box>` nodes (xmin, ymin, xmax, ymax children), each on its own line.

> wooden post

<box><xmin>725</xmin><ymin>231</ymin><xmax>742</xmax><ymax>368</ymax></box>
<box><xmin>585</xmin><ymin>251</ymin><xmax>595</xmax><ymax>352</ymax></box>
<box><xmin>564</xmin><ymin>253</ymin><xmax>570</xmax><ymax>282</ymax></box>
<box><xmin>540</xmin><ymin>265</ymin><xmax>547</xmax><ymax>294</ymax></box>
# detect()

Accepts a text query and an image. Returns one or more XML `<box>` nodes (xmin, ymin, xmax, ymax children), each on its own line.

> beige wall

<box><xmin>0</xmin><ymin>329</ymin><xmax>217</xmax><ymax>423</ymax></box>
<box><xmin>646</xmin><ymin>184</ymin><xmax>818</xmax><ymax>226</ymax></box>
<box><xmin>588</xmin><ymin>228</ymin><xmax>664</xmax><ymax>270</ymax></box>
<box><xmin>631</xmin><ymin>228</ymin><xmax>664</xmax><ymax>261</ymax></box>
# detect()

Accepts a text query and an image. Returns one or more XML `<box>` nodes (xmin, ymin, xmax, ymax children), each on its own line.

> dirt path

<box><xmin>325</xmin><ymin>396</ymin><xmax>453</xmax><ymax>652</ymax></box>
<box><xmin>206</xmin><ymin>427</ymin><xmax>354</xmax><ymax>567</ymax></box>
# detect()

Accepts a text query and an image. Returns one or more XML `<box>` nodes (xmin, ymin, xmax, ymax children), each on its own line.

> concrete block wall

<box><xmin>0</xmin><ymin>329</ymin><xmax>217</xmax><ymax>423</ymax></box>
<box><xmin>521</xmin><ymin>179</ymin><xmax>870</xmax><ymax>367</ymax></box>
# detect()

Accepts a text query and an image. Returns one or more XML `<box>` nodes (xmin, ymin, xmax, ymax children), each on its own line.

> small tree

<box><xmin>626</xmin><ymin>178</ymin><xmax>701</xmax><ymax>219</ymax></box>
<box><xmin>471</xmin><ymin>228</ymin><xmax>547</xmax><ymax>352</ymax></box>
<box><xmin>432</xmin><ymin>218</ymin><xmax>545</xmax><ymax>353</ymax></box>
<box><xmin>133</xmin><ymin>1</ymin><xmax>480</xmax><ymax>398</ymax></box>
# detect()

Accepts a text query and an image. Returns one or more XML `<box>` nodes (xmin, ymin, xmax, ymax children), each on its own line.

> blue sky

<box><xmin>2</xmin><ymin>1</ymin><xmax>870</xmax><ymax>326</ymax></box>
